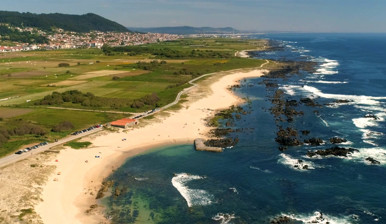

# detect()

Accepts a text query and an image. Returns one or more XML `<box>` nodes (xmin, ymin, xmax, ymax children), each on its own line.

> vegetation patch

<box><xmin>35</xmin><ymin>90</ymin><xmax>160</xmax><ymax>110</ymax></box>
<box><xmin>51</xmin><ymin>121</ymin><xmax>74</xmax><ymax>132</ymax></box>
<box><xmin>65</xmin><ymin>140</ymin><xmax>92</xmax><ymax>149</ymax></box>
<box><xmin>18</xmin><ymin>208</ymin><xmax>34</xmax><ymax>220</ymax></box>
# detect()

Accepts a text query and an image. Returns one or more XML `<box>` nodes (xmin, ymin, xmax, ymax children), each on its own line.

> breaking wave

<box><xmin>348</xmin><ymin>147</ymin><xmax>386</xmax><ymax>165</ymax></box>
<box><xmin>303</xmin><ymin>80</ymin><xmax>348</xmax><ymax>84</ymax></box>
<box><xmin>273</xmin><ymin>211</ymin><xmax>354</xmax><ymax>224</ymax></box>
<box><xmin>171</xmin><ymin>173</ymin><xmax>213</xmax><ymax>207</ymax></box>
<box><xmin>278</xmin><ymin>154</ymin><xmax>317</xmax><ymax>171</ymax></box>
<box><xmin>302</xmin><ymin>85</ymin><xmax>386</xmax><ymax>105</ymax></box>
<box><xmin>212</xmin><ymin>213</ymin><xmax>236</xmax><ymax>224</ymax></box>
<box><xmin>313</xmin><ymin>58</ymin><xmax>340</xmax><ymax>75</ymax></box>
<box><xmin>352</xmin><ymin>112</ymin><xmax>385</xmax><ymax>146</ymax></box>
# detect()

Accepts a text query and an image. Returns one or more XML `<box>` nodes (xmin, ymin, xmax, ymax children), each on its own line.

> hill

<box><xmin>129</xmin><ymin>26</ymin><xmax>239</xmax><ymax>35</ymax></box>
<box><xmin>0</xmin><ymin>11</ymin><xmax>129</xmax><ymax>33</ymax></box>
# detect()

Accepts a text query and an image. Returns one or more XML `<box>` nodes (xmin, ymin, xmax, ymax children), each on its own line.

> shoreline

<box><xmin>35</xmin><ymin>67</ymin><xmax>268</xmax><ymax>224</ymax></box>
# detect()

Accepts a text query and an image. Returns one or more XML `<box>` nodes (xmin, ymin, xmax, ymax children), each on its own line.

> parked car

<box><xmin>15</xmin><ymin>150</ymin><xmax>23</xmax><ymax>155</ymax></box>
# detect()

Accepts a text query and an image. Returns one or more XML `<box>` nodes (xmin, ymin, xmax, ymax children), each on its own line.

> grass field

<box><xmin>64</xmin><ymin>141</ymin><xmax>92</xmax><ymax>149</ymax></box>
<box><xmin>0</xmin><ymin>37</ymin><xmax>268</xmax><ymax>156</ymax></box>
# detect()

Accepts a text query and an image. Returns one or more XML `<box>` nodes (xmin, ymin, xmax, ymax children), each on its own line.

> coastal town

<box><xmin>0</xmin><ymin>24</ymin><xmax>182</xmax><ymax>52</ymax></box>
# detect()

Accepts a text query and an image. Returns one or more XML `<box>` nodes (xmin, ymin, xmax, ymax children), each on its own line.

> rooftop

<box><xmin>110</xmin><ymin>118</ymin><xmax>137</xmax><ymax>126</ymax></box>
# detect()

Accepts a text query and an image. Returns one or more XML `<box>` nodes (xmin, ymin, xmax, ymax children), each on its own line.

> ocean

<box><xmin>102</xmin><ymin>33</ymin><xmax>386</xmax><ymax>223</ymax></box>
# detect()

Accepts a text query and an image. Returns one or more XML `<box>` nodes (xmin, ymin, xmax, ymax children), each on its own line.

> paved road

<box><xmin>0</xmin><ymin>60</ymin><xmax>270</xmax><ymax>168</ymax></box>
<box><xmin>0</xmin><ymin>127</ymin><xmax>102</xmax><ymax>168</ymax></box>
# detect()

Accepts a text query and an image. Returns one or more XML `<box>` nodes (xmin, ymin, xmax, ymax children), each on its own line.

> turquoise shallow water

<box><xmin>103</xmin><ymin>34</ymin><xmax>386</xmax><ymax>224</ymax></box>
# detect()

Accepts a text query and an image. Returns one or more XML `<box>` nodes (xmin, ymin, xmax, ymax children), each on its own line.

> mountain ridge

<box><xmin>0</xmin><ymin>11</ymin><xmax>129</xmax><ymax>33</ymax></box>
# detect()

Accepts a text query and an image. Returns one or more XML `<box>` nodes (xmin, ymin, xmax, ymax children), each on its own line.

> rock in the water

<box><xmin>364</xmin><ymin>114</ymin><xmax>379</xmax><ymax>120</ymax></box>
<box><xmin>270</xmin><ymin>215</ymin><xmax>296</xmax><ymax>224</ymax></box>
<box><xmin>205</xmin><ymin>137</ymin><xmax>239</xmax><ymax>149</ymax></box>
<box><xmin>301</xmin><ymin>130</ymin><xmax>310</xmax><ymax>135</ymax></box>
<box><xmin>329</xmin><ymin>137</ymin><xmax>347</xmax><ymax>144</ymax></box>
<box><xmin>366</xmin><ymin>157</ymin><xmax>381</xmax><ymax>165</ymax></box>
<box><xmin>307</xmin><ymin>146</ymin><xmax>358</xmax><ymax>157</ymax></box>
<box><xmin>278</xmin><ymin>146</ymin><xmax>287</xmax><ymax>151</ymax></box>
<box><xmin>276</xmin><ymin>127</ymin><xmax>302</xmax><ymax>146</ymax></box>
<box><xmin>300</xmin><ymin>97</ymin><xmax>320</xmax><ymax>107</ymax></box>
<box><xmin>334</xmin><ymin>99</ymin><xmax>352</xmax><ymax>104</ymax></box>
<box><xmin>194</xmin><ymin>138</ymin><xmax>222</xmax><ymax>152</ymax></box>
<box><xmin>304</xmin><ymin>137</ymin><xmax>324</xmax><ymax>146</ymax></box>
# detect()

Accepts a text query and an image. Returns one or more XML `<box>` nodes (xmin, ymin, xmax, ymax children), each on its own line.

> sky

<box><xmin>2</xmin><ymin>0</ymin><xmax>386</xmax><ymax>32</ymax></box>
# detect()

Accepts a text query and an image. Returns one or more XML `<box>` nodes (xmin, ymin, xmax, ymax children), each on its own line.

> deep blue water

<box><xmin>103</xmin><ymin>34</ymin><xmax>386</xmax><ymax>224</ymax></box>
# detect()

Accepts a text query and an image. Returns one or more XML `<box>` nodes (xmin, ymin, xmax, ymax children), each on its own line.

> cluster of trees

<box><xmin>58</xmin><ymin>63</ymin><xmax>70</xmax><ymax>67</ymax></box>
<box><xmin>0</xmin><ymin>120</ymin><xmax>46</xmax><ymax>147</ymax></box>
<box><xmin>0</xmin><ymin>25</ymin><xmax>48</xmax><ymax>44</ymax></box>
<box><xmin>36</xmin><ymin>90</ymin><xmax>160</xmax><ymax>109</ymax></box>
<box><xmin>0</xmin><ymin>11</ymin><xmax>129</xmax><ymax>32</ymax></box>
<box><xmin>102</xmin><ymin>45</ymin><xmax>232</xmax><ymax>59</ymax></box>
<box><xmin>173</xmin><ymin>68</ymin><xmax>202</xmax><ymax>76</ymax></box>
<box><xmin>135</xmin><ymin>60</ymin><xmax>167</xmax><ymax>70</ymax></box>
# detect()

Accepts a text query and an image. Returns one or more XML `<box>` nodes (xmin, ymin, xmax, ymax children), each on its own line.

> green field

<box><xmin>0</xmin><ymin>37</ymin><xmax>268</xmax><ymax>156</ymax></box>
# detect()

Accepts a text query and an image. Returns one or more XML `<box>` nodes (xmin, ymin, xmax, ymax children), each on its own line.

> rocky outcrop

<box><xmin>300</xmin><ymin>97</ymin><xmax>320</xmax><ymax>107</ymax></box>
<box><xmin>96</xmin><ymin>180</ymin><xmax>114</xmax><ymax>199</ymax></box>
<box><xmin>307</xmin><ymin>146</ymin><xmax>358</xmax><ymax>157</ymax></box>
<box><xmin>275</xmin><ymin>127</ymin><xmax>302</xmax><ymax>146</ymax></box>
<box><xmin>205</xmin><ymin>137</ymin><xmax>239</xmax><ymax>149</ymax></box>
<box><xmin>194</xmin><ymin>138</ymin><xmax>222</xmax><ymax>152</ymax></box>
<box><xmin>270</xmin><ymin>215</ymin><xmax>296</xmax><ymax>224</ymax></box>
<box><xmin>329</xmin><ymin>137</ymin><xmax>347</xmax><ymax>144</ymax></box>
<box><xmin>294</xmin><ymin>159</ymin><xmax>310</xmax><ymax>170</ymax></box>
<box><xmin>364</xmin><ymin>114</ymin><xmax>379</xmax><ymax>120</ymax></box>
<box><xmin>366</xmin><ymin>157</ymin><xmax>380</xmax><ymax>165</ymax></box>
<box><xmin>304</xmin><ymin>138</ymin><xmax>323</xmax><ymax>146</ymax></box>
<box><xmin>210</xmin><ymin>128</ymin><xmax>234</xmax><ymax>137</ymax></box>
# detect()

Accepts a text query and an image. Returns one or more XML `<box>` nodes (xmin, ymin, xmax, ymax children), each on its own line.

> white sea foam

<box><xmin>318</xmin><ymin>115</ymin><xmax>330</xmax><ymax>127</ymax></box>
<box><xmin>299</xmin><ymin>49</ymin><xmax>310</xmax><ymax>53</ymax></box>
<box><xmin>363</xmin><ymin>210</ymin><xmax>381</xmax><ymax>222</ymax></box>
<box><xmin>363</xmin><ymin>140</ymin><xmax>378</xmax><ymax>147</ymax></box>
<box><xmin>278</xmin><ymin>154</ymin><xmax>317</xmax><ymax>171</ymax></box>
<box><xmin>171</xmin><ymin>173</ymin><xmax>213</xmax><ymax>207</ymax></box>
<box><xmin>249</xmin><ymin>166</ymin><xmax>272</xmax><ymax>173</ymax></box>
<box><xmin>313</xmin><ymin>58</ymin><xmax>340</xmax><ymax>75</ymax></box>
<box><xmin>354</xmin><ymin>105</ymin><xmax>386</xmax><ymax>112</ymax></box>
<box><xmin>229</xmin><ymin>187</ymin><xmax>239</xmax><ymax>194</ymax></box>
<box><xmin>134</xmin><ymin>177</ymin><xmax>148</xmax><ymax>181</ymax></box>
<box><xmin>304</xmin><ymin>80</ymin><xmax>348</xmax><ymax>84</ymax></box>
<box><xmin>352</xmin><ymin>112</ymin><xmax>385</xmax><ymax>145</ymax></box>
<box><xmin>279</xmin><ymin>85</ymin><xmax>297</xmax><ymax>96</ymax></box>
<box><xmin>275</xmin><ymin>211</ymin><xmax>353</xmax><ymax>224</ymax></box>
<box><xmin>338</xmin><ymin>140</ymin><xmax>354</xmax><ymax>146</ymax></box>
<box><xmin>212</xmin><ymin>213</ymin><xmax>236</xmax><ymax>224</ymax></box>
<box><xmin>348</xmin><ymin>147</ymin><xmax>386</xmax><ymax>165</ymax></box>
<box><xmin>352</xmin><ymin>112</ymin><xmax>385</xmax><ymax>129</ymax></box>
<box><xmin>302</xmin><ymin>85</ymin><xmax>386</xmax><ymax>105</ymax></box>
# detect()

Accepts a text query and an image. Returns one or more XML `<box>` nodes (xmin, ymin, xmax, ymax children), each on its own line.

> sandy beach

<box><xmin>35</xmin><ymin>68</ymin><xmax>268</xmax><ymax>224</ymax></box>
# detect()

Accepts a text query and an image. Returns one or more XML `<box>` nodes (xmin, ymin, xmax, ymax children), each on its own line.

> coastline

<box><xmin>35</xmin><ymin>67</ymin><xmax>268</xmax><ymax>224</ymax></box>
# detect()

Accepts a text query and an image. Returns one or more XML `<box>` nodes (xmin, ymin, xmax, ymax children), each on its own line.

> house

<box><xmin>110</xmin><ymin>118</ymin><xmax>138</xmax><ymax>129</ymax></box>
